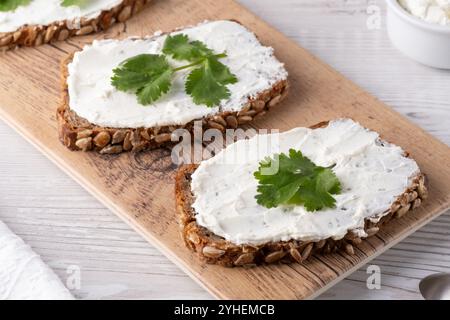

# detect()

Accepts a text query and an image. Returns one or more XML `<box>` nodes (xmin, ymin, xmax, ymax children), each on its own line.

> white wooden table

<box><xmin>1</xmin><ymin>0</ymin><xmax>449</xmax><ymax>300</ymax></box>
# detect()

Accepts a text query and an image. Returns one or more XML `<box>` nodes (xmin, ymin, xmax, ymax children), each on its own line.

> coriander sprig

<box><xmin>61</xmin><ymin>0</ymin><xmax>88</xmax><ymax>7</ymax></box>
<box><xmin>0</xmin><ymin>0</ymin><xmax>30</xmax><ymax>11</ymax></box>
<box><xmin>0</xmin><ymin>0</ymin><xmax>87</xmax><ymax>12</ymax></box>
<box><xmin>111</xmin><ymin>34</ymin><xmax>238</xmax><ymax>107</ymax></box>
<box><xmin>254</xmin><ymin>149</ymin><xmax>342</xmax><ymax>212</ymax></box>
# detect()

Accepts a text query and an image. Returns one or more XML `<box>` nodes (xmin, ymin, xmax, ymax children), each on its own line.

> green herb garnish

<box><xmin>0</xmin><ymin>0</ymin><xmax>87</xmax><ymax>12</ymax></box>
<box><xmin>111</xmin><ymin>54</ymin><xmax>173</xmax><ymax>105</ymax></box>
<box><xmin>254</xmin><ymin>149</ymin><xmax>342</xmax><ymax>212</ymax></box>
<box><xmin>111</xmin><ymin>34</ymin><xmax>237</xmax><ymax>107</ymax></box>
<box><xmin>162</xmin><ymin>34</ymin><xmax>214</xmax><ymax>61</ymax></box>
<box><xmin>0</xmin><ymin>0</ymin><xmax>30</xmax><ymax>11</ymax></box>
<box><xmin>61</xmin><ymin>0</ymin><xmax>88</xmax><ymax>7</ymax></box>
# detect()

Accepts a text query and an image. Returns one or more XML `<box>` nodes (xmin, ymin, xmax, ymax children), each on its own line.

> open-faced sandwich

<box><xmin>57</xmin><ymin>20</ymin><xmax>289</xmax><ymax>153</ymax></box>
<box><xmin>176</xmin><ymin>119</ymin><xmax>428</xmax><ymax>267</ymax></box>
<box><xmin>0</xmin><ymin>0</ymin><xmax>149</xmax><ymax>50</ymax></box>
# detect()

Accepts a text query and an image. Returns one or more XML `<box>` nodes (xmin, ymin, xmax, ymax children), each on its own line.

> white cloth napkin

<box><xmin>0</xmin><ymin>221</ymin><xmax>73</xmax><ymax>300</ymax></box>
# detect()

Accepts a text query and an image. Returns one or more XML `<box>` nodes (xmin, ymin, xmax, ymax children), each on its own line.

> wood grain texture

<box><xmin>0</xmin><ymin>0</ymin><xmax>449</xmax><ymax>299</ymax></box>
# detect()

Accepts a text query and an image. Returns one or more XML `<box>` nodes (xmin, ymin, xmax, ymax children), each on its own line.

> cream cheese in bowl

<box><xmin>399</xmin><ymin>0</ymin><xmax>450</xmax><ymax>26</ymax></box>
<box><xmin>387</xmin><ymin>0</ymin><xmax>450</xmax><ymax>69</ymax></box>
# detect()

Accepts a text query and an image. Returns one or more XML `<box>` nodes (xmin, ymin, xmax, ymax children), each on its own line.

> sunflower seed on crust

<box><xmin>289</xmin><ymin>248</ymin><xmax>302</xmax><ymax>263</ymax></box>
<box><xmin>395</xmin><ymin>203</ymin><xmax>411</xmax><ymax>218</ymax></box>
<box><xmin>412</xmin><ymin>198</ymin><xmax>422</xmax><ymax>210</ymax></box>
<box><xmin>123</xmin><ymin>132</ymin><xmax>132</xmax><ymax>151</ymax></box>
<box><xmin>238</xmin><ymin>116</ymin><xmax>253</xmax><ymax>124</ymax></box>
<box><xmin>344</xmin><ymin>243</ymin><xmax>355</xmax><ymax>255</ymax></box>
<box><xmin>301</xmin><ymin>243</ymin><xmax>314</xmax><ymax>261</ymax></box>
<box><xmin>77</xmin><ymin>129</ymin><xmax>93</xmax><ymax>139</ymax></box>
<box><xmin>187</xmin><ymin>232</ymin><xmax>200</xmax><ymax>245</ymax></box>
<box><xmin>118</xmin><ymin>6</ymin><xmax>132</xmax><ymax>22</ymax></box>
<box><xmin>57</xmin><ymin>29</ymin><xmax>70</xmax><ymax>41</ymax></box>
<box><xmin>390</xmin><ymin>202</ymin><xmax>401</xmax><ymax>213</ymax></box>
<box><xmin>418</xmin><ymin>178</ymin><xmax>428</xmax><ymax>199</ymax></box>
<box><xmin>13</xmin><ymin>31</ymin><xmax>22</xmax><ymax>42</ymax></box>
<box><xmin>0</xmin><ymin>35</ymin><xmax>13</xmax><ymax>46</ymax></box>
<box><xmin>100</xmin><ymin>145</ymin><xmax>123</xmax><ymax>154</ymax></box>
<box><xmin>112</xmin><ymin>130</ymin><xmax>127</xmax><ymax>144</ymax></box>
<box><xmin>268</xmin><ymin>94</ymin><xmax>282</xmax><ymax>108</ymax></box>
<box><xmin>234</xmin><ymin>253</ymin><xmax>254</xmax><ymax>266</ymax></box>
<box><xmin>75</xmin><ymin>137</ymin><xmax>92</xmax><ymax>151</ymax></box>
<box><xmin>225</xmin><ymin>115</ymin><xmax>238</xmax><ymax>129</ymax></box>
<box><xmin>154</xmin><ymin>133</ymin><xmax>172</xmax><ymax>143</ymax></box>
<box><xmin>265</xmin><ymin>250</ymin><xmax>286</xmax><ymax>263</ymax></box>
<box><xmin>203</xmin><ymin>246</ymin><xmax>226</xmax><ymax>258</ymax></box>
<box><xmin>140</xmin><ymin>129</ymin><xmax>151</xmax><ymax>141</ymax></box>
<box><xmin>238</xmin><ymin>110</ymin><xmax>257</xmax><ymax>117</ymax></box>
<box><xmin>251</xmin><ymin>100</ymin><xmax>265</xmax><ymax>112</ymax></box>
<box><xmin>93</xmin><ymin>131</ymin><xmax>111</xmax><ymax>148</ymax></box>
<box><xmin>208</xmin><ymin>121</ymin><xmax>225</xmax><ymax>132</ymax></box>
<box><xmin>77</xmin><ymin>25</ymin><xmax>95</xmax><ymax>36</ymax></box>
<box><xmin>44</xmin><ymin>26</ymin><xmax>58</xmax><ymax>43</ymax></box>
<box><xmin>314</xmin><ymin>239</ymin><xmax>326</xmax><ymax>249</ymax></box>
<box><xmin>213</xmin><ymin>116</ymin><xmax>227</xmax><ymax>127</ymax></box>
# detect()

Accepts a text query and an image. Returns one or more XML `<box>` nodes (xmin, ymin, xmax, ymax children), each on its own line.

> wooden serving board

<box><xmin>1</xmin><ymin>0</ymin><xmax>450</xmax><ymax>300</ymax></box>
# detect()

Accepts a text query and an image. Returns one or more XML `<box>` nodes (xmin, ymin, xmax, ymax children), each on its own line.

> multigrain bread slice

<box><xmin>0</xmin><ymin>0</ymin><xmax>149</xmax><ymax>51</ymax></box>
<box><xmin>58</xmin><ymin>69</ymin><xmax>287</xmax><ymax>154</ymax></box>
<box><xmin>57</xmin><ymin>20</ymin><xmax>289</xmax><ymax>154</ymax></box>
<box><xmin>175</xmin><ymin>120</ymin><xmax>428</xmax><ymax>267</ymax></box>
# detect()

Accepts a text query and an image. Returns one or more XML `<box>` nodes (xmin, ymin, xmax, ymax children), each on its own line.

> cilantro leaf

<box><xmin>185</xmin><ymin>57</ymin><xmax>237</xmax><ymax>107</ymax></box>
<box><xmin>111</xmin><ymin>54</ymin><xmax>173</xmax><ymax>105</ymax></box>
<box><xmin>163</xmin><ymin>34</ymin><xmax>213</xmax><ymax>62</ymax></box>
<box><xmin>137</xmin><ymin>69</ymin><xmax>173</xmax><ymax>105</ymax></box>
<box><xmin>61</xmin><ymin>0</ymin><xmax>88</xmax><ymax>7</ymax></box>
<box><xmin>110</xmin><ymin>34</ymin><xmax>237</xmax><ymax>107</ymax></box>
<box><xmin>0</xmin><ymin>0</ymin><xmax>30</xmax><ymax>11</ymax></box>
<box><xmin>254</xmin><ymin>149</ymin><xmax>342</xmax><ymax>212</ymax></box>
<box><xmin>110</xmin><ymin>68</ymin><xmax>151</xmax><ymax>92</ymax></box>
<box><xmin>117</xmin><ymin>54</ymin><xmax>170</xmax><ymax>73</ymax></box>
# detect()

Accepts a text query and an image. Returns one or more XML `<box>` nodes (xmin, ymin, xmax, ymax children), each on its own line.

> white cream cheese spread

<box><xmin>399</xmin><ymin>0</ymin><xmax>450</xmax><ymax>26</ymax></box>
<box><xmin>66</xmin><ymin>20</ymin><xmax>288</xmax><ymax>128</ymax></box>
<box><xmin>190</xmin><ymin>119</ymin><xmax>420</xmax><ymax>245</ymax></box>
<box><xmin>0</xmin><ymin>0</ymin><xmax>123</xmax><ymax>33</ymax></box>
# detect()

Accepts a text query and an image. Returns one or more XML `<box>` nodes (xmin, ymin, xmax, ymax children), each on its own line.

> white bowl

<box><xmin>386</xmin><ymin>0</ymin><xmax>450</xmax><ymax>69</ymax></box>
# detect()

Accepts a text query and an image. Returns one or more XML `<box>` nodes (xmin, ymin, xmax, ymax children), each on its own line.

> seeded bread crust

<box><xmin>175</xmin><ymin>121</ymin><xmax>428</xmax><ymax>267</ymax></box>
<box><xmin>0</xmin><ymin>0</ymin><xmax>150</xmax><ymax>51</ymax></box>
<box><xmin>57</xmin><ymin>24</ymin><xmax>289</xmax><ymax>154</ymax></box>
